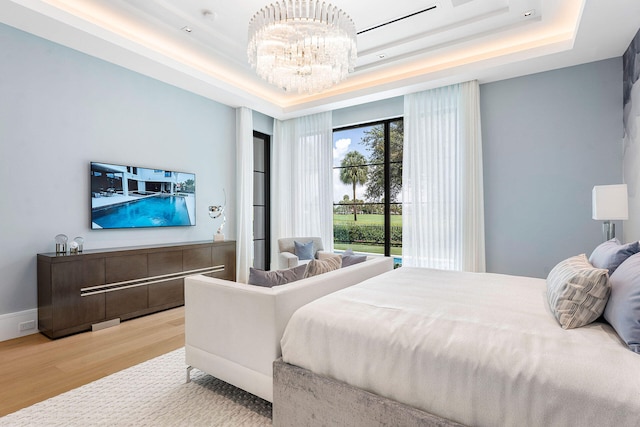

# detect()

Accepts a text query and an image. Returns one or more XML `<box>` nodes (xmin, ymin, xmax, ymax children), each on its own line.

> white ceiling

<box><xmin>1</xmin><ymin>0</ymin><xmax>639</xmax><ymax>119</ymax></box>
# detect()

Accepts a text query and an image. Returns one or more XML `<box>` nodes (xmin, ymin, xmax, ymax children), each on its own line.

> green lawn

<box><xmin>333</xmin><ymin>213</ymin><xmax>403</xmax><ymax>256</ymax></box>
<box><xmin>334</xmin><ymin>243</ymin><xmax>402</xmax><ymax>256</ymax></box>
<box><xmin>333</xmin><ymin>214</ymin><xmax>402</xmax><ymax>226</ymax></box>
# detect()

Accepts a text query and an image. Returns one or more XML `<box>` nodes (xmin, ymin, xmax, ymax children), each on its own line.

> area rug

<box><xmin>0</xmin><ymin>348</ymin><xmax>272</xmax><ymax>426</ymax></box>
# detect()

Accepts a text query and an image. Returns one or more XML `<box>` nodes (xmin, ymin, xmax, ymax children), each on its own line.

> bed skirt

<box><xmin>272</xmin><ymin>359</ymin><xmax>465</xmax><ymax>427</ymax></box>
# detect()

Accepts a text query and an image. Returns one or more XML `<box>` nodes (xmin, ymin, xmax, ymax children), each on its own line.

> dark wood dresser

<box><xmin>37</xmin><ymin>240</ymin><xmax>236</xmax><ymax>339</ymax></box>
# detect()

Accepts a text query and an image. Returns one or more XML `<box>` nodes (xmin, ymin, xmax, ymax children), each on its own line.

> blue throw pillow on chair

<box><xmin>294</xmin><ymin>240</ymin><xmax>315</xmax><ymax>260</ymax></box>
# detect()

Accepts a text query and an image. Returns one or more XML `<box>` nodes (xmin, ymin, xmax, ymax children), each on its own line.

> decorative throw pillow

<box><xmin>546</xmin><ymin>254</ymin><xmax>610</xmax><ymax>329</ymax></box>
<box><xmin>248</xmin><ymin>264</ymin><xmax>307</xmax><ymax>287</ymax></box>
<box><xmin>604</xmin><ymin>253</ymin><xmax>640</xmax><ymax>353</ymax></box>
<box><xmin>341</xmin><ymin>249</ymin><xmax>367</xmax><ymax>267</ymax></box>
<box><xmin>294</xmin><ymin>240</ymin><xmax>315</xmax><ymax>260</ymax></box>
<box><xmin>589</xmin><ymin>238</ymin><xmax>640</xmax><ymax>275</ymax></box>
<box><xmin>304</xmin><ymin>256</ymin><xmax>341</xmax><ymax>278</ymax></box>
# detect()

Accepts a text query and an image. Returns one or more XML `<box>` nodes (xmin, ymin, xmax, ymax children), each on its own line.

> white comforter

<box><xmin>281</xmin><ymin>267</ymin><xmax>640</xmax><ymax>427</ymax></box>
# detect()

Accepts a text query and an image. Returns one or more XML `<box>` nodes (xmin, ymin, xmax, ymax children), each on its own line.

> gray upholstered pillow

<box><xmin>589</xmin><ymin>238</ymin><xmax>640</xmax><ymax>274</ymax></box>
<box><xmin>304</xmin><ymin>256</ymin><xmax>341</xmax><ymax>278</ymax></box>
<box><xmin>546</xmin><ymin>254</ymin><xmax>610</xmax><ymax>329</ymax></box>
<box><xmin>342</xmin><ymin>252</ymin><xmax>367</xmax><ymax>267</ymax></box>
<box><xmin>294</xmin><ymin>240</ymin><xmax>315</xmax><ymax>260</ymax></box>
<box><xmin>248</xmin><ymin>264</ymin><xmax>307</xmax><ymax>287</ymax></box>
<box><xmin>604</xmin><ymin>253</ymin><xmax>640</xmax><ymax>353</ymax></box>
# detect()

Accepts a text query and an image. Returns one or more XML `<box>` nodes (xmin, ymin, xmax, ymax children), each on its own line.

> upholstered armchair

<box><xmin>277</xmin><ymin>237</ymin><xmax>331</xmax><ymax>269</ymax></box>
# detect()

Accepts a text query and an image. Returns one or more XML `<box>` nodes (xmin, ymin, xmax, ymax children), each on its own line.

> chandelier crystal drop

<box><xmin>248</xmin><ymin>0</ymin><xmax>357</xmax><ymax>94</ymax></box>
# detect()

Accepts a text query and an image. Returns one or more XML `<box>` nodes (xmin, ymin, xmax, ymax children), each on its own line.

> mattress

<box><xmin>280</xmin><ymin>267</ymin><xmax>640</xmax><ymax>427</ymax></box>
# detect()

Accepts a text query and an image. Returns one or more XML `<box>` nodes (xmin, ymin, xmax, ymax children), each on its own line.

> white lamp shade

<box><xmin>592</xmin><ymin>184</ymin><xmax>629</xmax><ymax>220</ymax></box>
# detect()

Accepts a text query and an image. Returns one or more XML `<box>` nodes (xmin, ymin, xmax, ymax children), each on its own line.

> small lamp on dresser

<box><xmin>592</xmin><ymin>184</ymin><xmax>628</xmax><ymax>241</ymax></box>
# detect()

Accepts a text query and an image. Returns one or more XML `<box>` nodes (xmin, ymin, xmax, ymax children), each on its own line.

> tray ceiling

<box><xmin>1</xmin><ymin>0</ymin><xmax>639</xmax><ymax>119</ymax></box>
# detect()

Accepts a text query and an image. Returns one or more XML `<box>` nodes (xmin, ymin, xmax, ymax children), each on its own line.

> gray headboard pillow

<box><xmin>604</xmin><ymin>252</ymin><xmax>640</xmax><ymax>353</ymax></box>
<box><xmin>589</xmin><ymin>238</ymin><xmax>640</xmax><ymax>274</ymax></box>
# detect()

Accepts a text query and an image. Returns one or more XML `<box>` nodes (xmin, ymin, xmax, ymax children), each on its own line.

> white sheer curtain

<box><xmin>236</xmin><ymin>107</ymin><xmax>253</xmax><ymax>283</ymax></box>
<box><xmin>402</xmin><ymin>80</ymin><xmax>485</xmax><ymax>272</ymax></box>
<box><xmin>271</xmin><ymin>112</ymin><xmax>333</xmax><ymax>270</ymax></box>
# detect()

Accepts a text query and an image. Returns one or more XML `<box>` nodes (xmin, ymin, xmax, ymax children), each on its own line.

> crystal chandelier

<box><xmin>248</xmin><ymin>1</ymin><xmax>357</xmax><ymax>94</ymax></box>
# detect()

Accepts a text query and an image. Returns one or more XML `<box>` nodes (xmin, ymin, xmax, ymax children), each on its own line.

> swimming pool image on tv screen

<box><xmin>90</xmin><ymin>162</ymin><xmax>196</xmax><ymax>229</ymax></box>
<box><xmin>92</xmin><ymin>195</ymin><xmax>191</xmax><ymax>228</ymax></box>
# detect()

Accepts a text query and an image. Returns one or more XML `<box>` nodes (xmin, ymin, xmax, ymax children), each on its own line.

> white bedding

<box><xmin>280</xmin><ymin>267</ymin><xmax>640</xmax><ymax>427</ymax></box>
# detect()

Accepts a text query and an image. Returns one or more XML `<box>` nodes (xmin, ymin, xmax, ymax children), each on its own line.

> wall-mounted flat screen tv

<box><xmin>90</xmin><ymin>162</ymin><xmax>196</xmax><ymax>229</ymax></box>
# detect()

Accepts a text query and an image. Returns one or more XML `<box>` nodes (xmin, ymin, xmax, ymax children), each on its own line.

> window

<box><xmin>332</xmin><ymin>118</ymin><xmax>403</xmax><ymax>264</ymax></box>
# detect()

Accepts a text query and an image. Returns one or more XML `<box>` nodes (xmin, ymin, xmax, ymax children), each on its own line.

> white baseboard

<box><xmin>0</xmin><ymin>309</ymin><xmax>38</xmax><ymax>342</ymax></box>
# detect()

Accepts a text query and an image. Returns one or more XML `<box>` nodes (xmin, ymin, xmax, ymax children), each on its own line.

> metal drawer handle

<box><xmin>80</xmin><ymin>265</ymin><xmax>224</xmax><ymax>296</ymax></box>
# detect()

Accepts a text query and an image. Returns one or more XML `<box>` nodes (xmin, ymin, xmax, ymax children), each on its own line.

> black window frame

<box><xmin>333</xmin><ymin>117</ymin><xmax>403</xmax><ymax>258</ymax></box>
<box><xmin>253</xmin><ymin>131</ymin><xmax>271</xmax><ymax>270</ymax></box>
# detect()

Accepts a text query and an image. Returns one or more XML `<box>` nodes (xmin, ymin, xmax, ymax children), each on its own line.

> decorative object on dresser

<box><xmin>592</xmin><ymin>184</ymin><xmax>628</xmax><ymax>241</ymax></box>
<box><xmin>37</xmin><ymin>240</ymin><xmax>236</xmax><ymax>339</ymax></box>
<box><xmin>54</xmin><ymin>234</ymin><xmax>68</xmax><ymax>254</ymax></box>
<box><xmin>73</xmin><ymin>236</ymin><xmax>84</xmax><ymax>253</ymax></box>
<box><xmin>208</xmin><ymin>189</ymin><xmax>227</xmax><ymax>242</ymax></box>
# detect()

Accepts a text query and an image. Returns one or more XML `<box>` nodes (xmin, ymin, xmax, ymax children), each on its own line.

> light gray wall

<box><xmin>481</xmin><ymin>58</ymin><xmax>623</xmax><ymax>278</ymax></box>
<box><xmin>0</xmin><ymin>23</ymin><xmax>236</xmax><ymax>317</ymax></box>
<box><xmin>332</xmin><ymin>96</ymin><xmax>403</xmax><ymax>128</ymax></box>
<box><xmin>253</xmin><ymin>111</ymin><xmax>274</xmax><ymax>136</ymax></box>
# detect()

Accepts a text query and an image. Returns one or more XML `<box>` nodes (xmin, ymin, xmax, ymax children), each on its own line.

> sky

<box><xmin>333</xmin><ymin>126</ymin><xmax>373</xmax><ymax>204</ymax></box>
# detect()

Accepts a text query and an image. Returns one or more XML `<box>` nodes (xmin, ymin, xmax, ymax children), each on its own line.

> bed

<box><xmin>274</xmin><ymin>266</ymin><xmax>640</xmax><ymax>427</ymax></box>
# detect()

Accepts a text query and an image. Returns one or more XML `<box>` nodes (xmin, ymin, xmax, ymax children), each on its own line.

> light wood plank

<box><xmin>0</xmin><ymin>307</ymin><xmax>185</xmax><ymax>417</ymax></box>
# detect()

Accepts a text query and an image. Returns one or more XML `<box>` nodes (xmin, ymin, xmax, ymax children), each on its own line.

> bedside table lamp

<box><xmin>592</xmin><ymin>184</ymin><xmax>628</xmax><ymax>241</ymax></box>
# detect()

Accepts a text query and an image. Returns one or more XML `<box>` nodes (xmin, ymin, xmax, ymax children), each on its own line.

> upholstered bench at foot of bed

<box><xmin>184</xmin><ymin>255</ymin><xmax>394</xmax><ymax>403</ymax></box>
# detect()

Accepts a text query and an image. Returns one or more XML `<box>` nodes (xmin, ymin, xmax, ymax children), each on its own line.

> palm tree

<box><xmin>339</xmin><ymin>151</ymin><xmax>368</xmax><ymax>221</ymax></box>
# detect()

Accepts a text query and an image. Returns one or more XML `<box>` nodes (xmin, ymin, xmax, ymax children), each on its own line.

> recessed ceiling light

<box><xmin>202</xmin><ymin>9</ymin><xmax>217</xmax><ymax>21</ymax></box>
<box><xmin>181</xmin><ymin>26</ymin><xmax>193</xmax><ymax>33</ymax></box>
<box><xmin>523</xmin><ymin>9</ymin><xmax>535</xmax><ymax>17</ymax></box>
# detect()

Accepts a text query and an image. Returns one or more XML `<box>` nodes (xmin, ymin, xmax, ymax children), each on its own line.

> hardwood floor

<box><xmin>0</xmin><ymin>307</ymin><xmax>185</xmax><ymax>417</ymax></box>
